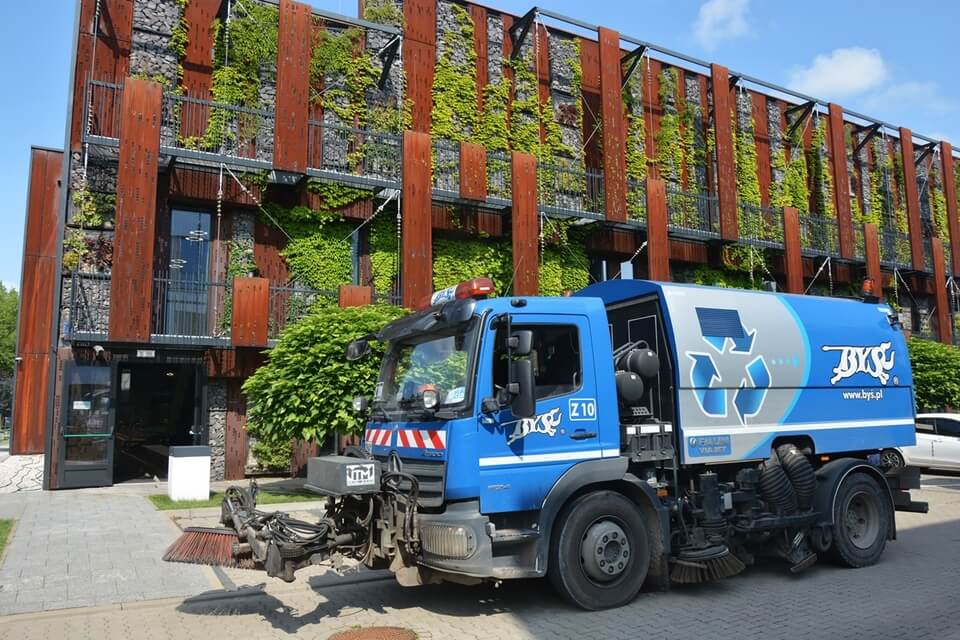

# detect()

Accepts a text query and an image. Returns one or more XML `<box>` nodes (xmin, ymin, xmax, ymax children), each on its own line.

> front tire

<box><xmin>829</xmin><ymin>473</ymin><xmax>891</xmax><ymax>567</ymax></box>
<box><xmin>548</xmin><ymin>491</ymin><xmax>650</xmax><ymax>610</ymax></box>
<box><xmin>880</xmin><ymin>449</ymin><xmax>904</xmax><ymax>470</ymax></box>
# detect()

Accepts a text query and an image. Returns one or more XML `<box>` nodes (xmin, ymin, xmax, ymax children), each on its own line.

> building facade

<box><xmin>13</xmin><ymin>0</ymin><xmax>960</xmax><ymax>489</ymax></box>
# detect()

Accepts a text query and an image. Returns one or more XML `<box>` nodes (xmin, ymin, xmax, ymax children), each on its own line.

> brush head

<box><xmin>670</xmin><ymin>545</ymin><xmax>746</xmax><ymax>584</ymax></box>
<box><xmin>163</xmin><ymin>527</ymin><xmax>256</xmax><ymax>569</ymax></box>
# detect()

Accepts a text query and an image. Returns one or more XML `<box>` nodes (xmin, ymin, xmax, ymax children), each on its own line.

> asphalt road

<box><xmin>2</xmin><ymin>475</ymin><xmax>959</xmax><ymax>639</ymax></box>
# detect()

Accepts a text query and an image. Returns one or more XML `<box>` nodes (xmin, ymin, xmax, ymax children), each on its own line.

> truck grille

<box><xmin>375</xmin><ymin>456</ymin><xmax>445</xmax><ymax>509</ymax></box>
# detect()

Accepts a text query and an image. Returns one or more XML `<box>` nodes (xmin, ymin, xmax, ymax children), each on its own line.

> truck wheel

<box><xmin>829</xmin><ymin>473</ymin><xmax>890</xmax><ymax>568</ymax></box>
<box><xmin>880</xmin><ymin>449</ymin><xmax>904</xmax><ymax>470</ymax></box>
<box><xmin>548</xmin><ymin>491</ymin><xmax>650</xmax><ymax>610</ymax></box>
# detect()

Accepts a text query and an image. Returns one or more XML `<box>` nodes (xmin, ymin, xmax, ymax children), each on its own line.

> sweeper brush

<box><xmin>670</xmin><ymin>545</ymin><xmax>746</xmax><ymax>584</ymax></box>
<box><xmin>162</xmin><ymin>527</ymin><xmax>256</xmax><ymax>569</ymax></box>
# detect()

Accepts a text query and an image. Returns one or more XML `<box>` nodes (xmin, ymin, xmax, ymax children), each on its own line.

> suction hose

<box><xmin>776</xmin><ymin>443</ymin><xmax>816</xmax><ymax>511</ymax></box>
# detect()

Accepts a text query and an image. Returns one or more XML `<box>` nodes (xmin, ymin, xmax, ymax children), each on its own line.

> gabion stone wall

<box><xmin>207</xmin><ymin>380</ymin><xmax>227</xmax><ymax>481</ymax></box>
<box><xmin>130</xmin><ymin>0</ymin><xmax>181</xmax><ymax>86</ymax></box>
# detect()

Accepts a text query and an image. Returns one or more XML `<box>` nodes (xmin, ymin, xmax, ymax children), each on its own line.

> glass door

<box><xmin>58</xmin><ymin>364</ymin><xmax>114</xmax><ymax>488</ymax></box>
<box><xmin>161</xmin><ymin>209</ymin><xmax>212</xmax><ymax>337</ymax></box>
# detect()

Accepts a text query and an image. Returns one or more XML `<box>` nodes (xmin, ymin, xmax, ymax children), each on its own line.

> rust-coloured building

<box><xmin>15</xmin><ymin>0</ymin><xmax>960</xmax><ymax>489</ymax></box>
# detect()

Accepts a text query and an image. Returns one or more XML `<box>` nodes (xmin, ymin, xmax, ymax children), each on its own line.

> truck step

<box><xmin>491</xmin><ymin>528</ymin><xmax>540</xmax><ymax>543</ymax></box>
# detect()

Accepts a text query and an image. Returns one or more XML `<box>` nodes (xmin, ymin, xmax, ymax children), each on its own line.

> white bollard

<box><xmin>167</xmin><ymin>445</ymin><xmax>211</xmax><ymax>502</ymax></box>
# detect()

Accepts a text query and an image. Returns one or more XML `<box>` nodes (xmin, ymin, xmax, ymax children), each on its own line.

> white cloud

<box><xmin>863</xmin><ymin>81</ymin><xmax>956</xmax><ymax>116</ymax></box>
<box><xmin>693</xmin><ymin>0</ymin><xmax>750</xmax><ymax>50</ymax></box>
<box><xmin>787</xmin><ymin>47</ymin><xmax>887</xmax><ymax>98</ymax></box>
<box><xmin>1</xmin><ymin>281</ymin><xmax>17</xmax><ymax>292</ymax></box>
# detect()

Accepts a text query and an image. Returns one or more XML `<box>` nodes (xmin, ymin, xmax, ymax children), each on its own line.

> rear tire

<box><xmin>880</xmin><ymin>449</ymin><xmax>904</xmax><ymax>470</ymax></box>
<box><xmin>829</xmin><ymin>473</ymin><xmax>890</xmax><ymax>568</ymax></box>
<box><xmin>548</xmin><ymin>491</ymin><xmax>650</xmax><ymax>610</ymax></box>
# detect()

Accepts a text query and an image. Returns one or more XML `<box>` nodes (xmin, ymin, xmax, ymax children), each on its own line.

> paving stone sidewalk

<box><xmin>0</xmin><ymin>490</ymin><xmax>216</xmax><ymax>614</ymax></box>
<box><xmin>0</xmin><ymin>479</ymin><xmax>959</xmax><ymax>639</ymax></box>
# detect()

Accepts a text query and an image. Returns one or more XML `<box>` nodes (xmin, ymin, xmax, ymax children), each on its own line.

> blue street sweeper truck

<box><xmin>175</xmin><ymin>278</ymin><xmax>928</xmax><ymax>610</ymax></box>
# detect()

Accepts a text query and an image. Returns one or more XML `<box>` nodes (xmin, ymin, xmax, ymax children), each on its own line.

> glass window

<box><xmin>935</xmin><ymin>418</ymin><xmax>960</xmax><ymax>438</ymax></box>
<box><xmin>916</xmin><ymin>421</ymin><xmax>936</xmax><ymax>434</ymax></box>
<box><xmin>493</xmin><ymin>325</ymin><xmax>581</xmax><ymax>401</ymax></box>
<box><xmin>164</xmin><ymin>210</ymin><xmax>212</xmax><ymax>336</ymax></box>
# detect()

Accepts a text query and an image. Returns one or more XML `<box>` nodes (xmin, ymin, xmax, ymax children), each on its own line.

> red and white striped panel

<box><xmin>365</xmin><ymin>428</ymin><xmax>392</xmax><ymax>447</ymax></box>
<box><xmin>396</xmin><ymin>429</ymin><xmax>447</xmax><ymax>450</ymax></box>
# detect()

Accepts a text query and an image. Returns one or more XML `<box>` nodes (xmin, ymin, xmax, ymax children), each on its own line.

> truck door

<box><xmin>477</xmin><ymin>315</ymin><xmax>603</xmax><ymax>513</ymax></box>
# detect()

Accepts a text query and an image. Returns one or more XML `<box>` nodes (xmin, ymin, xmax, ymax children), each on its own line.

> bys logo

<box><xmin>821</xmin><ymin>342</ymin><xmax>895</xmax><ymax>385</ymax></box>
<box><xmin>505</xmin><ymin>408</ymin><xmax>563</xmax><ymax>445</ymax></box>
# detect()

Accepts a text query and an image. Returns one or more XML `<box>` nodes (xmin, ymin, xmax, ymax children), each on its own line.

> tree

<box><xmin>0</xmin><ymin>284</ymin><xmax>16</xmax><ymax>377</ymax></box>
<box><xmin>906</xmin><ymin>338</ymin><xmax>960</xmax><ymax>412</ymax></box>
<box><xmin>242</xmin><ymin>303</ymin><xmax>406</xmax><ymax>450</ymax></box>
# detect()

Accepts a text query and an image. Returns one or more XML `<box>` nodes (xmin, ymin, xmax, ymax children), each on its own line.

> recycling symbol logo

<box><xmin>687</xmin><ymin>323</ymin><xmax>771</xmax><ymax>424</ymax></box>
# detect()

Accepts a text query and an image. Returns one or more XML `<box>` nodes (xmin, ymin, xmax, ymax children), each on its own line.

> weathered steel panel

<box><xmin>864</xmin><ymin>223</ymin><xmax>882</xmax><ymax>290</ymax></box>
<box><xmin>782</xmin><ymin>207</ymin><xmax>803</xmax><ymax>294</ymax></box>
<box><xmin>405</xmin><ymin>0</ymin><xmax>436</xmax><ymax>133</ymax></box>
<box><xmin>827</xmin><ymin>104</ymin><xmax>854</xmax><ymax>259</ymax></box>
<box><xmin>110</xmin><ymin>78</ymin><xmax>162</xmax><ymax>343</ymax></box>
<box><xmin>711</xmin><ymin>64</ymin><xmax>738</xmax><ymax>242</ymax></box>
<box><xmin>578</xmin><ymin>37</ymin><xmax>600</xmax><ymax>93</ymax></box>
<box><xmin>169</xmin><ymin>166</ymin><xmax>261</xmax><ymax>206</ymax></box>
<box><xmin>932</xmin><ymin>238</ymin><xmax>951</xmax><ymax>343</ymax></box>
<box><xmin>274</xmin><ymin>0</ymin><xmax>312</xmax><ymax>172</ymax></box>
<box><xmin>471</xmin><ymin>5</ymin><xmax>488</xmax><ymax>110</ymax></box>
<box><xmin>338</xmin><ymin>285</ymin><xmax>373</xmax><ymax>308</ymax></box>
<box><xmin>13</xmin><ymin>354</ymin><xmax>49</xmax><ymax>455</ymax></box>
<box><xmin>598</xmin><ymin>27</ymin><xmax>626</xmax><ymax>223</ymax></box>
<box><xmin>898</xmin><ymin>128</ymin><xmax>925</xmax><ymax>272</ymax></box>
<box><xmin>402</xmin><ymin>131</ymin><xmax>433</xmax><ymax>307</ymax></box>
<box><xmin>940</xmin><ymin>142</ymin><xmax>959</xmax><ymax>276</ymax></box>
<box><xmin>752</xmin><ymin>92</ymin><xmax>771</xmax><ymax>207</ymax></box>
<box><xmin>182</xmin><ymin>0</ymin><xmax>220</xmax><ymax>101</ymax></box>
<box><xmin>224</xmin><ymin>380</ymin><xmax>248</xmax><ymax>481</ymax></box>
<box><xmin>645</xmin><ymin>177</ymin><xmax>670</xmax><ymax>281</ymax></box>
<box><xmin>459</xmin><ymin>141</ymin><xmax>487</xmax><ymax>201</ymax></box>
<box><xmin>232</xmin><ymin>277</ymin><xmax>270</xmax><ymax>348</ymax></box>
<box><xmin>511</xmin><ymin>152</ymin><xmax>538</xmax><ymax>295</ymax></box>
<box><xmin>254</xmin><ymin>223</ymin><xmax>290</xmax><ymax>285</ymax></box>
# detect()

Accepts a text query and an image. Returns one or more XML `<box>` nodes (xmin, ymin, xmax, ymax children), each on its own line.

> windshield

<box><xmin>374</xmin><ymin>319</ymin><xmax>479</xmax><ymax>417</ymax></box>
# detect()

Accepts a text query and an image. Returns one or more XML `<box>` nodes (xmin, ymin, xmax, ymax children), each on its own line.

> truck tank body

<box><xmin>577</xmin><ymin>280</ymin><xmax>916</xmax><ymax>465</ymax></box>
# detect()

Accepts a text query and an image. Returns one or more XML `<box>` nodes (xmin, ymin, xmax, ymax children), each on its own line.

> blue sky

<box><xmin>2</xmin><ymin>0</ymin><xmax>958</xmax><ymax>290</ymax></box>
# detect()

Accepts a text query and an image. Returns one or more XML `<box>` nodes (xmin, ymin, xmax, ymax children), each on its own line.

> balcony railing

<box><xmin>306</xmin><ymin>121</ymin><xmax>402</xmax><ymax>189</ymax></box>
<box><xmin>151</xmin><ymin>271</ymin><xmax>231</xmax><ymax>346</ymax></box>
<box><xmin>879</xmin><ymin>229</ymin><xmax>912</xmax><ymax>269</ymax></box>
<box><xmin>738</xmin><ymin>202</ymin><xmax>783</xmax><ymax>248</ymax></box>
<box><xmin>84</xmin><ymin>80</ymin><xmax>123</xmax><ymax>142</ymax></box>
<box><xmin>538</xmin><ymin>161</ymin><xmax>605</xmax><ymax>220</ymax></box>
<box><xmin>853</xmin><ymin>224</ymin><xmax>866</xmax><ymax>261</ymax></box>
<box><xmin>799</xmin><ymin>214</ymin><xmax>840</xmax><ymax>257</ymax></box>
<box><xmin>432</xmin><ymin>138</ymin><xmax>460</xmax><ymax>197</ymax></box>
<box><xmin>486</xmin><ymin>149</ymin><xmax>512</xmax><ymax>204</ymax></box>
<box><xmin>922</xmin><ymin>236</ymin><xmax>935</xmax><ymax>273</ymax></box>
<box><xmin>161</xmin><ymin>93</ymin><xmax>274</xmax><ymax>168</ymax></box>
<box><xmin>66</xmin><ymin>272</ymin><xmax>111</xmax><ymax>341</ymax></box>
<box><xmin>267</xmin><ymin>285</ymin><xmax>337</xmax><ymax>342</ymax></box>
<box><xmin>666</xmin><ymin>187</ymin><xmax>719</xmax><ymax>238</ymax></box>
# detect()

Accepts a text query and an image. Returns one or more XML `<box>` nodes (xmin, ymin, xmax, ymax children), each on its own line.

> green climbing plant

<box><xmin>810</xmin><ymin>119</ymin><xmax>835</xmax><ymax>218</ymax></box>
<box><xmin>930</xmin><ymin>162</ymin><xmax>949</xmax><ymax>240</ymax></box>
<box><xmin>622</xmin><ymin>65</ymin><xmax>647</xmax><ymax>220</ymax></box>
<box><xmin>430</xmin><ymin>4</ymin><xmax>478</xmax><ymax>143</ymax></box>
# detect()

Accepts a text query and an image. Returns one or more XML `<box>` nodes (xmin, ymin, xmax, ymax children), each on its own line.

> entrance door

<box><xmin>58</xmin><ymin>364</ymin><xmax>115</xmax><ymax>488</ymax></box>
<box><xmin>113</xmin><ymin>362</ymin><xmax>205</xmax><ymax>482</ymax></box>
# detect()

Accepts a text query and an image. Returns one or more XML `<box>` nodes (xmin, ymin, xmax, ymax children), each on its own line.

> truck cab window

<box><xmin>493</xmin><ymin>325</ymin><xmax>581</xmax><ymax>400</ymax></box>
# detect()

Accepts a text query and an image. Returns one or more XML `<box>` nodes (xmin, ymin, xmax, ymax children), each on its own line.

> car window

<box><xmin>916</xmin><ymin>421</ymin><xmax>936</xmax><ymax>434</ymax></box>
<box><xmin>935</xmin><ymin>418</ymin><xmax>960</xmax><ymax>438</ymax></box>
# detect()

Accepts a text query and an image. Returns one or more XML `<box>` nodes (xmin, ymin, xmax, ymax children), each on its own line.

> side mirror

<box><xmin>508</xmin><ymin>330</ymin><xmax>533</xmax><ymax>357</ymax></box>
<box><xmin>345</xmin><ymin>338</ymin><xmax>371</xmax><ymax>361</ymax></box>
<box><xmin>352</xmin><ymin>396</ymin><xmax>369</xmax><ymax>413</ymax></box>
<box><xmin>510</xmin><ymin>359</ymin><xmax>536</xmax><ymax>419</ymax></box>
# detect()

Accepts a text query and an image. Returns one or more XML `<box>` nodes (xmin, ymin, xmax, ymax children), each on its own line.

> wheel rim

<box><xmin>843</xmin><ymin>490</ymin><xmax>881</xmax><ymax>550</ymax></box>
<box><xmin>580</xmin><ymin>518</ymin><xmax>630</xmax><ymax>583</ymax></box>
<box><xmin>881</xmin><ymin>450</ymin><xmax>902</xmax><ymax>468</ymax></box>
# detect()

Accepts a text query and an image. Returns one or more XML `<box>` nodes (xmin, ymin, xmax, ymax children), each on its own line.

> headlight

<box><xmin>422</xmin><ymin>389</ymin><xmax>439</xmax><ymax>410</ymax></box>
<box><xmin>420</xmin><ymin>524</ymin><xmax>477</xmax><ymax>559</ymax></box>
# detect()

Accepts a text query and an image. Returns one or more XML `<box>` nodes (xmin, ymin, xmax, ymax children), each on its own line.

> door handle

<box><xmin>570</xmin><ymin>430</ymin><xmax>597</xmax><ymax>441</ymax></box>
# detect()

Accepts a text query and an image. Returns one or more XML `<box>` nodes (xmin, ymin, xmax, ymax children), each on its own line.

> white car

<box><xmin>882</xmin><ymin>413</ymin><xmax>960</xmax><ymax>471</ymax></box>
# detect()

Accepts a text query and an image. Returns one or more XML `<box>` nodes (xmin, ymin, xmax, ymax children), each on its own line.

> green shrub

<box><xmin>906</xmin><ymin>337</ymin><xmax>960</xmax><ymax>412</ymax></box>
<box><xmin>242</xmin><ymin>304</ymin><xmax>406</xmax><ymax>447</ymax></box>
